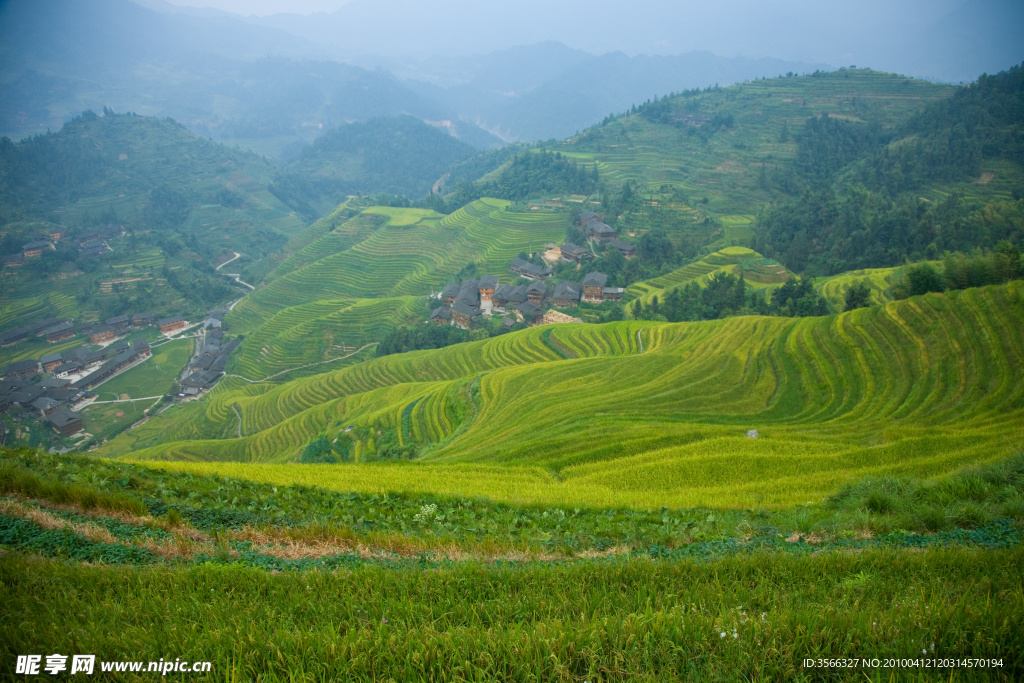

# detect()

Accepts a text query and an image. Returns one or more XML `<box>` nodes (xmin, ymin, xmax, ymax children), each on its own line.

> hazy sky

<box><xmin>161</xmin><ymin>0</ymin><xmax>964</xmax><ymax>19</ymax></box>
<box><xmin>163</xmin><ymin>0</ymin><xmax>352</xmax><ymax>14</ymax></box>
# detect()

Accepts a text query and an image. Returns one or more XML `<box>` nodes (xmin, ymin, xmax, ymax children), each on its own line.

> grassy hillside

<box><xmin>552</xmin><ymin>70</ymin><xmax>959</xmax><ymax>215</ymax></box>
<box><xmin>93</xmin><ymin>282</ymin><xmax>1024</xmax><ymax>511</ymax></box>
<box><xmin>227</xmin><ymin>198</ymin><xmax>566</xmax><ymax>335</ymax></box>
<box><xmin>0</xmin><ymin>111</ymin><xmax>306</xmax><ymax>345</ymax></box>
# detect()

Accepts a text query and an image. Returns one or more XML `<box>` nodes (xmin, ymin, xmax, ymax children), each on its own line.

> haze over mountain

<box><xmin>2</xmin><ymin>0</ymin><xmax>1021</xmax><ymax>157</ymax></box>
<box><xmin>174</xmin><ymin>0</ymin><xmax>1022</xmax><ymax>85</ymax></box>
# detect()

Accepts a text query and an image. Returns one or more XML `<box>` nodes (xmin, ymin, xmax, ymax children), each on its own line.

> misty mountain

<box><xmin>230</xmin><ymin>0</ymin><xmax>1021</xmax><ymax>85</ymax></box>
<box><xmin>0</xmin><ymin>0</ymin><xmax>502</xmax><ymax>159</ymax></box>
<box><xmin>409</xmin><ymin>49</ymin><xmax>832</xmax><ymax>142</ymax></box>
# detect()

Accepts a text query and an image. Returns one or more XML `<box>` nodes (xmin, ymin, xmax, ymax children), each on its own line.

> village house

<box><xmin>49</xmin><ymin>227</ymin><xmax>67</xmax><ymax>241</ymax></box>
<box><xmin>504</xmin><ymin>284</ymin><xmax>529</xmax><ymax>309</ymax></box>
<box><xmin>526</xmin><ymin>281</ymin><xmax>547</xmax><ymax>304</ymax></box>
<box><xmin>478</xmin><ymin>275</ymin><xmax>498</xmax><ymax>302</ymax></box>
<box><xmin>31</xmin><ymin>396</ymin><xmax>62</xmax><ymax>418</ymax></box>
<box><xmin>51</xmin><ymin>361</ymin><xmax>83</xmax><ymax>378</ymax></box>
<box><xmin>602</xmin><ymin>287</ymin><xmax>625</xmax><ymax>301</ymax></box>
<box><xmin>510</xmin><ymin>258</ymin><xmax>552</xmax><ymax>280</ymax></box>
<box><xmin>576</xmin><ymin>210</ymin><xmax>603</xmax><ymax>226</ymax></box>
<box><xmin>455</xmin><ymin>279</ymin><xmax>481</xmax><ymax>309</ymax></box>
<box><xmin>105</xmin><ymin>314</ymin><xmax>131</xmax><ymax>333</ymax></box>
<box><xmin>560</xmin><ymin>243</ymin><xmax>591</xmax><ymax>263</ymax></box>
<box><xmin>516</xmin><ymin>302</ymin><xmax>545</xmax><ymax>327</ymax></box>
<box><xmin>441</xmin><ymin>283</ymin><xmax>460</xmax><ymax>305</ymax></box>
<box><xmin>30</xmin><ymin>318</ymin><xmax>61</xmax><ymax>336</ymax></box>
<box><xmin>158</xmin><ymin>316</ymin><xmax>187</xmax><ymax>334</ymax></box>
<box><xmin>4</xmin><ymin>360</ymin><xmax>40</xmax><ymax>378</ymax></box>
<box><xmin>40</xmin><ymin>353</ymin><xmax>63</xmax><ymax>373</ymax></box>
<box><xmin>608</xmin><ymin>238</ymin><xmax>636</xmax><ymax>259</ymax></box>
<box><xmin>132</xmin><ymin>312</ymin><xmax>155</xmax><ymax>328</ymax></box>
<box><xmin>42</xmin><ymin>322</ymin><xmax>75</xmax><ymax>344</ymax></box>
<box><xmin>429</xmin><ymin>306</ymin><xmax>452</xmax><ymax>325</ymax></box>
<box><xmin>582</xmin><ymin>272</ymin><xmax>609</xmax><ymax>301</ymax></box>
<box><xmin>21</xmin><ymin>241</ymin><xmax>53</xmax><ymax>258</ymax></box>
<box><xmin>0</xmin><ymin>327</ymin><xmax>30</xmax><ymax>347</ymax></box>
<box><xmin>491</xmin><ymin>284</ymin><xmax>513</xmax><ymax>309</ymax></box>
<box><xmin>450</xmin><ymin>302</ymin><xmax>482</xmax><ymax>329</ymax></box>
<box><xmin>8</xmin><ymin>385</ymin><xmax>46</xmax><ymax>408</ymax></box>
<box><xmin>553</xmin><ymin>281</ymin><xmax>582</xmax><ymax>307</ymax></box>
<box><xmin>47</xmin><ymin>407</ymin><xmax>83</xmax><ymax>435</ymax></box>
<box><xmin>2</xmin><ymin>253</ymin><xmax>24</xmax><ymax>267</ymax></box>
<box><xmin>584</xmin><ymin>219</ymin><xmax>616</xmax><ymax>240</ymax></box>
<box><xmin>88</xmin><ymin>325</ymin><xmax>117</xmax><ymax>344</ymax></box>
<box><xmin>40</xmin><ymin>377</ymin><xmax>72</xmax><ymax>390</ymax></box>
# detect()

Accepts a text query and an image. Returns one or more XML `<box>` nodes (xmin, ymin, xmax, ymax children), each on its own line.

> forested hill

<box><xmin>546</xmin><ymin>66</ymin><xmax>1023</xmax><ymax>278</ymax></box>
<box><xmin>0</xmin><ymin>110</ymin><xmax>306</xmax><ymax>324</ymax></box>
<box><xmin>269</xmin><ymin>116</ymin><xmax>481</xmax><ymax>220</ymax></box>
<box><xmin>754</xmin><ymin>64</ymin><xmax>1024</xmax><ymax>274</ymax></box>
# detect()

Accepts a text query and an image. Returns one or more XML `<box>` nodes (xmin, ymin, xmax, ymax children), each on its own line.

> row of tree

<box><xmin>630</xmin><ymin>273</ymin><xmax>830</xmax><ymax>323</ymax></box>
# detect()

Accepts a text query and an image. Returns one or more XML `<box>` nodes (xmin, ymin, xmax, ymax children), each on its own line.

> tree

<box><xmin>906</xmin><ymin>262</ymin><xmax>945</xmax><ymax>296</ymax></box>
<box><xmin>843</xmin><ymin>281</ymin><xmax>872</xmax><ymax>311</ymax></box>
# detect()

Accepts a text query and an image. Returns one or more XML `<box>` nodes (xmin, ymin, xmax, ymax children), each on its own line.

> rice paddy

<box><xmin>228</xmin><ymin>199</ymin><xmax>567</xmax><ymax>336</ymax></box>
<box><xmin>93</xmin><ymin>282</ymin><xmax>1024</xmax><ymax>512</ymax></box>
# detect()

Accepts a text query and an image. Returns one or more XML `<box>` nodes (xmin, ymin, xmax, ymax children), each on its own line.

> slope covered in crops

<box><xmin>227</xmin><ymin>198</ymin><xmax>566</xmax><ymax>336</ymax></box>
<box><xmin>105</xmin><ymin>282</ymin><xmax>1024</xmax><ymax>509</ymax></box>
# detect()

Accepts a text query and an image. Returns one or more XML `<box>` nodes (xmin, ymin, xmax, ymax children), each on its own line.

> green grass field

<box><xmin>94</xmin><ymin>338</ymin><xmax>194</xmax><ymax>400</ymax></box>
<box><xmin>2</xmin><ymin>446</ymin><xmax>1022</xmax><ymax>681</ymax></box>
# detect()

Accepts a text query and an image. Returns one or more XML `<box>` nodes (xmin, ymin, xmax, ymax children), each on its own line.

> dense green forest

<box><xmin>270</xmin><ymin>116</ymin><xmax>480</xmax><ymax>220</ymax></box>
<box><xmin>754</xmin><ymin>65</ymin><xmax>1024</xmax><ymax>275</ymax></box>
<box><xmin>428</xmin><ymin>150</ymin><xmax>600</xmax><ymax>212</ymax></box>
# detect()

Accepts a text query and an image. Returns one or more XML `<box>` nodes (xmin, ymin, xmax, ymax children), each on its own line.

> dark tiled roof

<box><xmin>430</xmin><ymin>306</ymin><xmax>451</xmax><ymax>320</ymax></box>
<box><xmin>5</xmin><ymin>360</ymin><xmax>40</xmax><ymax>375</ymax></box>
<box><xmin>608</xmin><ymin>238</ymin><xmax>635</xmax><ymax>252</ymax></box>
<box><xmin>40</xmin><ymin>353</ymin><xmax>63</xmax><ymax>364</ymax></box>
<box><xmin>478</xmin><ymin>275</ymin><xmax>498</xmax><ymax>289</ymax></box>
<box><xmin>132</xmin><ymin>312</ymin><xmax>155</xmax><ymax>320</ymax></box>
<box><xmin>553</xmin><ymin>281</ymin><xmax>581</xmax><ymax>301</ymax></box>
<box><xmin>105</xmin><ymin>315</ymin><xmax>130</xmax><ymax>325</ymax></box>
<box><xmin>42</xmin><ymin>322</ymin><xmax>75</xmax><ymax>336</ymax></box>
<box><xmin>158</xmin><ymin>316</ymin><xmax>185</xmax><ymax>325</ymax></box>
<box><xmin>47</xmin><ymin>407</ymin><xmax>82</xmax><ymax>428</ymax></box>
<box><xmin>510</xmin><ymin>258</ymin><xmax>552</xmax><ymax>278</ymax></box>
<box><xmin>517</xmin><ymin>302</ymin><xmax>543</xmax><ymax>318</ymax></box>
<box><xmin>582</xmin><ymin>272</ymin><xmax>609</xmax><ymax>287</ymax></box>
<box><xmin>452</xmin><ymin>302</ymin><xmax>482</xmax><ymax>318</ymax></box>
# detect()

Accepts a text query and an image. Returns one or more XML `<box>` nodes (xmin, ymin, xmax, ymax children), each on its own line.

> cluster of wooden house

<box><xmin>0</xmin><ymin>338</ymin><xmax>153</xmax><ymax>436</ymax></box>
<box><xmin>0</xmin><ymin>312</ymin><xmax>189</xmax><ymax>352</ymax></box>
<box><xmin>178</xmin><ymin>327</ymin><xmax>241</xmax><ymax>398</ymax></box>
<box><xmin>1</xmin><ymin>224</ymin><xmax>123</xmax><ymax>268</ymax></box>
<box><xmin>429</xmin><ymin>269</ymin><xmax>623</xmax><ymax>330</ymax></box>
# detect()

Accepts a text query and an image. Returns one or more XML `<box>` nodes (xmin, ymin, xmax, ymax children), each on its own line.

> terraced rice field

<box><xmin>626</xmin><ymin>246</ymin><xmax>765</xmax><ymax>306</ymax></box>
<box><xmin>814</xmin><ymin>266</ymin><xmax>902</xmax><ymax>309</ymax></box>
<box><xmin>228</xmin><ymin>199</ymin><xmax>566</xmax><ymax>335</ymax></box>
<box><xmin>228</xmin><ymin>296</ymin><xmax>421</xmax><ymax>380</ymax></box>
<box><xmin>552</xmin><ymin>70</ymin><xmax>956</xmax><ymax>217</ymax></box>
<box><xmin>110</xmin><ymin>283</ymin><xmax>1024</xmax><ymax>510</ymax></box>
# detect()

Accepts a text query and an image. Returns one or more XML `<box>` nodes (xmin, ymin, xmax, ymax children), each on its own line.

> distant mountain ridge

<box><xmin>0</xmin><ymin>0</ymin><xmax>502</xmax><ymax>158</ymax></box>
